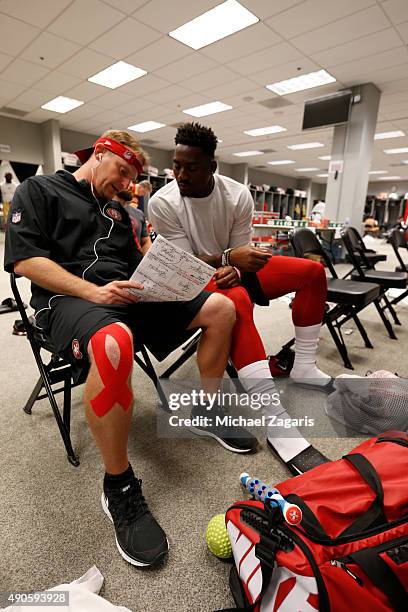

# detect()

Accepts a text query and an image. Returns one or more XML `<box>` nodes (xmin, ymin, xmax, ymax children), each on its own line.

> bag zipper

<box><xmin>330</xmin><ymin>559</ymin><xmax>363</xmax><ymax>586</ymax></box>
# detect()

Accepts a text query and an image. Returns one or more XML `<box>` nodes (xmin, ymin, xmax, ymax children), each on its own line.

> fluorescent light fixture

<box><xmin>233</xmin><ymin>150</ymin><xmax>263</xmax><ymax>157</ymax></box>
<box><xmin>403</xmin><ymin>160</ymin><xmax>408</xmax><ymax>164</ymax></box>
<box><xmin>295</xmin><ymin>167</ymin><xmax>319</xmax><ymax>172</ymax></box>
<box><xmin>168</xmin><ymin>0</ymin><xmax>258</xmax><ymax>50</ymax></box>
<box><xmin>287</xmin><ymin>142</ymin><xmax>324</xmax><ymax>150</ymax></box>
<box><xmin>41</xmin><ymin>96</ymin><xmax>84</xmax><ymax>113</ymax></box>
<box><xmin>318</xmin><ymin>155</ymin><xmax>331</xmax><ymax>160</ymax></box>
<box><xmin>378</xmin><ymin>175</ymin><xmax>402</xmax><ymax>180</ymax></box>
<box><xmin>317</xmin><ymin>173</ymin><xmax>329</xmax><ymax>177</ymax></box>
<box><xmin>267</xmin><ymin>160</ymin><xmax>295</xmax><ymax>165</ymax></box>
<box><xmin>374</xmin><ymin>130</ymin><xmax>405</xmax><ymax>140</ymax></box>
<box><xmin>368</xmin><ymin>170</ymin><xmax>388</xmax><ymax>175</ymax></box>
<box><xmin>384</xmin><ymin>147</ymin><xmax>408</xmax><ymax>154</ymax></box>
<box><xmin>183</xmin><ymin>101</ymin><xmax>232</xmax><ymax>117</ymax></box>
<box><xmin>128</xmin><ymin>121</ymin><xmax>165</xmax><ymax>132</ymax></box>
<box><xmin>88</xmin><ymin>61</ymin><xmax>146</xmax><ymax>89</ymax></box>
<box><xmin>266</xmin><ymin>69</ymin><xmax>336</xmax><ymax>96</ymax></box>
<box><xmin>244</xmin><ymin>125</ymin><xmax>286</xmax><ymax>136</ymax></box>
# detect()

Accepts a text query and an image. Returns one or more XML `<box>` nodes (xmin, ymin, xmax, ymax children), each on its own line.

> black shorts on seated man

<box><xmin>4</xmin><ymin>129</ymin><xmax>256</xmax><ymax>569</ymax></box>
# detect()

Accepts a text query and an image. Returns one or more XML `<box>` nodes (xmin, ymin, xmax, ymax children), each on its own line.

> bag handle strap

<box><xmin>349</xmin><ymin>548</ymin><xmax>408</xmax><ymax>612</ymax></box>
<box><xmin>340</xmin><ymin>453</ymin><xmax>386</xmax><ymax>537</ymax></box>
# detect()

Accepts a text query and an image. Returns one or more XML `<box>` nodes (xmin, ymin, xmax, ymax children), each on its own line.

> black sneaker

<box><xmin>102</xmin><ymin>477</ymin><xmax>168</xmax><ymax>566</ymax></box>
<box><xmin>267</xmin><ymin>439</ymin><xmax>330</xmax><ymax>476</ymax></box>
<box><xmin>189</xmin><ymin>404</ymin><xmax>258</xmax><ymax>454</ymax></box>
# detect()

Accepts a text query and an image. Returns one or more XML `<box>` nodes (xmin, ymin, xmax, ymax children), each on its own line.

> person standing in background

<box><xmin>1</xmin><ymin>172</ymin><xmax>18</xmax><ymax>229</ymax></box>
<box><xmin>131</xmin><ymin>179</ymin><xmax>152</xmax><ymax>214</ymax></box>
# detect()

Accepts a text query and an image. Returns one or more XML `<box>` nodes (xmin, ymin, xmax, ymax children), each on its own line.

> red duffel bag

<box><xmin>220</xmin><ymin>431</ymin><xmax>408</xmax><ymax>612</ymax></box>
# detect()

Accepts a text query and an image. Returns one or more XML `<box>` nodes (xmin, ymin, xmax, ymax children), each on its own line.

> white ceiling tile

<box><xmin>123</xmin><ymin>104</ymin><xmax>171</xmax><ymax>124</ymax></box>
<box><xmin>65</xmin><ymin>102</ymin><xmax>110</xmax><ymax>122</ymax></box>
<box><xmin>203</xmin><ymin>78</ymin><xmax>258</xmax><ymax>102</ymax></box>
<box><xmin>265</xmin><ymin>0</ymin><xmax>376</xmax><ymax>39</ymax></box>
<box><xmin>227</xmin><ymin>42</ymin><xmax>303</xmax><ymax>76</ymax></box>
<box><xmin>4</xmin><ymin>89</ymin><xmax>51</xmax><ymax>113</ymax></box>
<box><xmin>0</xmin><ymin>13</ymin><xmax>40</xmax><ymax>56</ymax></box>
<box><xmin>382</xmin><ymin>0</ymin><xmax>408</xmax><ymax>24</ymax></box>
<box><xmin>48</xmin><ymin>0</ymin><xmax>125</xmax><ymax>46</ymax></box>
<box><xmin>115</xmin><ymin>98</ymin><xmax>154</xmax><ymax>116</ymax></box>
<box><xmin>35</xmin><ymin>71</ymin><xmax>82</xmax><ymax>95</ymax></box>
<box><xmin>163</xmin><ymin>93</ymin><xmax>213</xmax><ymax>112</ymax></box>
<box><xmin>331</xmin><ymin>47</ymin><xmax>408</xmax><ymax>83</ymax></box>
<box><xmin>143</xmin><ymin>84</ymin><xmax>194</xmax><ymax>104</ymax></box>
<box><xmin>89</xmin><ymin>17</ymin><xmax>161</xmax><ymax>59</ymax></box>
<box><xmin>181</xmin><ymin>65</ymin><xmax>238</xmax><ymax>91</ymax></box>
<box><xmin>379</xmin><ymin>77</ymin><xmax>408</xmax><ymax>94</ymax></box>
<box><xmin>239</xmin><ymin>0</ymin><xmax>306</xmax><ymax>20</ymax></box>
<box><xmin>90</xmin><ymin>90</ymin><xmax>134</xmax><ymax>109</ymax></box>
<box><xmin>125</xmin><ymin>37</ymin><xmax>190</xmax><ymax>72</ymax></box>
<box><xmin>200</xmin><ymin>23</ymin><xmax>282</xmax><ymax>63</ymax></box>
<box><xmin>58</xmin><ymin>48</ymin><xmax>115</xmax><ymax>79</ymax></box>
<box><xmin>20</xmin><ymin>32</ymin><xmax>81</xmax><ymax>70</ymax></box>
<box><xmin>120</xmin><ymin>74</ymin><xmax>170</xmax><ymax>96</ymax></box>
<box><xmin>291</xmin><ymin>6</ymin><xmax>390</xmax><ymax>54</ymax></box>
<box><xmin>64</xmin><ymin>81</ymin><xmax>107</xmax><ymax>102</ymax></box>
<box><xmin>0</xmin><ymin>51</ymin><xmax>13</xmax><ymax>72</ymax></box>
<box><xmin>23</xmin><ymin>108</ymin><xmax>65</xmax><ymax>122</ymax></box>
<box><xmin>1</xmin><ymin>59</ymin><xmax>49</xmax><ymax>87</ymax></box>
<box><xmin>312</xmin><ymin>28</ymin><xmax>402</xmax><ymax>67</ymax></box>
<box><xmin>0</xmin><ymin>0</ymin><xmax>72</xmax><ymax>29</ymax></box>
<box><xmin>369</xmin><ymin>63</ymin><xmax>408</xmax><ymax>86</ymax></box>
<box><xmin>251</xmin><ymin>57</ymin><xmax>319</xmax><ymax>86</ymax></box>
<box><xmin>102</xmin><ymin>0</ymin><xmax>147</xmax><ymax>14</ymax></box>
<box><xmin>154</xmin><ymin>53</ymin><xmax>218</xmax><ymax>82</ymax></box>
<box><xmin>132</xmin><ymin>0</ymin><xmax>221</xmax><ymax>34</ymax></box>
<box><xmin>396</xmin><ymin>21</ymin><xmax>408</xmax><ymax>43</ymax></box>
<box><xmin>0</xmin><ymin>78</ymin><xmax>27</xmax><ymax>102</ymax></box>
<box><xmin>90</xmin><ymin>108</ymin><xmax>126</xmax><ymax>124</ymax></box>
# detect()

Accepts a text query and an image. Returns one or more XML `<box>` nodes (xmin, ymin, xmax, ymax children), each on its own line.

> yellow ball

<box><xmin>206</xmin><ymin>514</ymin><xmax>232</xmax><ymax>559</ymax></box>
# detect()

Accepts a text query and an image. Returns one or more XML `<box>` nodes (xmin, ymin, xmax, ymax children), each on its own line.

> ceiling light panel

<box><xmin>317</xmin><ymin>173</ymin><xmax>328</xmax><ymax>177</ymax></box>
<box><xmin>182</xmin><ymin>101</ymin><xmax>232</xmax><ymax>117</ymax></box>
<box><xmin>266</xmin><ymin>69</ymin><xmax>336</xmax><ymax>96</ymax></box>
<box><xmin>378</xmin><ymin>176</ymin><xmax>402</xmax><ymax>180</ymax></box>
<box><xmin>374</xmin><ymin>130</ymin><xmax>405</xmax><ymax>140</ymax></box>
<box><xmin>384</xmin><ymin>147</ymin><xmax>408</xmax><ymax>154</ymax></box>
<box><xmin>88</xmin><ymin>61</ymin><xmax>147</xmax><ymax>89</ymax></box>
<box><xmin>318</xmin><ymin>155</ymin><xmax>331</xmax><ymax>160</ymax></box>
<box><xmin>168</xmin><ymin>0</ymin><xmax>259</xmax><ymax>50</ymax></box>
<box><xmin>295</xmin><ymin>167</ymin><xmax>319</xmax><ymax>171</ymax></box>
<box><xmin>244</xmin><ymin>125</ymin><xmax>286</xmax><ymax>136</ymax></box>
<box><xmin>128</xmin><ymin>121</ymin><xmax>166</xmax><ymax>132</ymax></box>
<box><xmin>267</xmin><ymin>160</ymin><xmax>295</xmax><ymax>165</ymax></box>
<box><xmin>41</xmin><ymin>96</ymin><xmax>84</xmax><ymax>113</ymax></box>
<box><xmin>287</xmin><ymin>142</ymin><xmax>324</xmax><ymax>150</ymax></box>
<box><xmin>233</xmin><ymin>150</ymin><xmax>264</xmax><ymax>157</ymax></box>
<box><xmin>368</xmin><ymin>170</ymin><xmax>388</xmax><ymax>174</ymax></box>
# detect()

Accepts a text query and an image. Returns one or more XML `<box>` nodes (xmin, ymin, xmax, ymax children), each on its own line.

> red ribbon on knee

<box><xmin>90</xmin><ymin>324</ymin><xmax>133</xmax><ymax>417</ymax></box>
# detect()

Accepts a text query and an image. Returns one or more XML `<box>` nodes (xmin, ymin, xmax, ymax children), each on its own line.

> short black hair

<box><xmin>175</xmin><ymin>122</ymin><xmax>218</xmax><ymax>158</ymax></box>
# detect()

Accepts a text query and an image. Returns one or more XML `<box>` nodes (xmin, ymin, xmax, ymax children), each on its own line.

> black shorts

<box><xmin>38</xmin><ymin>292</ymin><xmax>211</xmax><ymax>382</ymax></box>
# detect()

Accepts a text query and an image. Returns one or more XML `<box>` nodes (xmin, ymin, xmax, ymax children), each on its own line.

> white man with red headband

<box><xmin>4</xmin><ymin>130</ymin><xmax>246</xmax><ymax>568</ymax></box>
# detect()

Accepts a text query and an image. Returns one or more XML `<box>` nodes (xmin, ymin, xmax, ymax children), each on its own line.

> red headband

<box><xmin>74</xmin><ymin>137</ymin><xmax>144</xmax><ymax>176</ymax></box>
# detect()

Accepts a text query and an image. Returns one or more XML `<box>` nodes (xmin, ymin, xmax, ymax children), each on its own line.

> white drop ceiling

<box><xmin>0</xmin><ymin>0</ymin><xmax>408</xmax><ymax>183</ymax></box>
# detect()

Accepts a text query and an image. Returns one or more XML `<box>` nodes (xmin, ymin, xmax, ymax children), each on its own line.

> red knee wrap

<box><xmin>90</xmin><ymin>323</ymin><xmax>133</xmax><ymax>417</ymax></box>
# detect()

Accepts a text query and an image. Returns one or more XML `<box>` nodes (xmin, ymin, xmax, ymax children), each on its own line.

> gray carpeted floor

<box><xmin>0</xmin><ymin>234</ymin><xmax>407</xmax><ymax>611</ymax></box>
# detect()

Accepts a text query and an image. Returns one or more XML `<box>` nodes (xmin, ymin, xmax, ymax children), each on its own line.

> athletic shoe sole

<box><xmin>189</xmin><ymin>425</ymin><xmax>256</xmax><ymax>453</ymax></box>
<box><xmin>290</xmin><ymin>377</ymin><xmax>336</xmax><ymax>393</ymax></box>
<box><xmin>267</xmin><ymin>440</ymin><xmax>330</xmax><ymax>476</ymax></box>
<box><xmin>101</xmin><ymin>494</ymin><xmax>169</xmax><ymax>567</ymax></box>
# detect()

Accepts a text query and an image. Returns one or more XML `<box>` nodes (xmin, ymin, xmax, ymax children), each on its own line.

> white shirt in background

<box><xmin>148</xmin><ymin>174</ymin><xmax>253</xmax><ymax>256</ymax></box>
<box><xmin>1</xmin><ymin>181</ymin><xmax>18</xmax><ymax>203</ymax></box>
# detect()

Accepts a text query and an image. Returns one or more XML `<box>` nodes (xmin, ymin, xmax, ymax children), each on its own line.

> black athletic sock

<box><xmin>104</xmin><ymin>464</ymin><xmax>134</xmax><ymax>492</ymax></box>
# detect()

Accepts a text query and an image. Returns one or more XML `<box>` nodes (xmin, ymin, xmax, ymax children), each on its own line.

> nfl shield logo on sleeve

<box><xmin>11</xmin><ymin>210</ymin><xmax>22</xmax><ymax>223</ymax></box>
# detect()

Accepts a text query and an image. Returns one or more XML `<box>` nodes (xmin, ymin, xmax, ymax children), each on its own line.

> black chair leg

<box><xmin>326</xmin><ymin>319</ymin><xmax>354</xmax><ymax>369</ymax></box>
<box><xmin>383</xmin><ymin>293</ymin><xmax>402</xmax><ymax>325</ymax></box>
<box><xmin>350</xmin><ymin>311</ymin><xmax>373</xmax><ymax>348</ymax></box>
<box><xmin>63</xmin><ymin>372</ymin><xmax>72</xmax><ymax>433</ymax></box>
<box><xmin>373</xmin><ymin>299</ymin><xmax>397</xmax><ymax>340</ymax></box>
<box><xmin>24</xmin><ymin>377</ymin><xmax>44</xmax><ymax>414</ymax></box>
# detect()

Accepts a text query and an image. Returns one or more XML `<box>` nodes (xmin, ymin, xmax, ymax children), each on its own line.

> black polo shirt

<box><xmin>4</xmin><ymin>170</ymin><xmax>142</xmax><ymax>312</ymax></box>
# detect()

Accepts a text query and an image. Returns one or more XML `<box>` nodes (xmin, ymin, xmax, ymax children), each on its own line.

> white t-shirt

<box><xmin>1</xmin><ymin>181</ymin><xmax>18</xmax><ymax>203</ymax></box>
<box><xmin>148</xmin><ymin>174</ymin><xmax>253</xmax><ymax>256</ymax></box>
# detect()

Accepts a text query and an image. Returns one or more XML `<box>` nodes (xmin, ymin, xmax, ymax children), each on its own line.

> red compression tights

<box><xmin>206</xmin><ymin>257</ymin><xmax>327</xmax><ymax>371</ymax></box>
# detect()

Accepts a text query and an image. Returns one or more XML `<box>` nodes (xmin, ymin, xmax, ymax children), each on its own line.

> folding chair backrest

<box><xmin>348</xmin><ymin>226</ymin><xmax>367</xmax><ymax>253</ymax></box>
<box><xmin>341</xmin><ymin>227</ymin><xmax>369</xmax><ymax>276</ymax></box>
<box><xmin>289</xmin><ymin>228</ymin><xmax>337</xmax><ymax>278</ymax></box>
<box><xmin>390</xmin><ymin>229</ymin><xmax>408</xmax><ymax>272</ymax></box>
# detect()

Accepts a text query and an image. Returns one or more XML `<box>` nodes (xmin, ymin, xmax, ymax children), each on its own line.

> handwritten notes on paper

<box><xmin>129</xmin><ymin>234</ymin><xmax>214</xmax><ymax>302</ymax></box>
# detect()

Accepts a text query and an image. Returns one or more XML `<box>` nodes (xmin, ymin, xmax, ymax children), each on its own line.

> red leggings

<box><xmin>206</xmin><ymin>257</ymin><xmax>327</xmax><ymax>370</ymax></box>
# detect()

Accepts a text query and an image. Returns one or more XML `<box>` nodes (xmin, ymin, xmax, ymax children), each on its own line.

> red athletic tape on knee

<box><xmin>90</xmin><ymin>323</ymin><xmax>133</xmax><ymax>417</ymax></box>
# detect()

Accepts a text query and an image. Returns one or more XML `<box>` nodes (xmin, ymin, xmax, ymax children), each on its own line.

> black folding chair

<box><xmin>390</xmin><ymin>228</ymin><xmax>408</xmax><ymax>274</ymax></box>
<box><xmin>289</xmin><ymin>228</ymin><xmax>381</xmax><ymax>370</ymax></box>
<box><xmin>341</xmin><ymin>227</ymin><xmax>407</xmax><ymax>331</ymax></box>
<box><xmin>342</xmin><ymin>226</ymin><xmax>386</xmax><ymax>279</ymax></box>
<box><xmin>11</xmin><ymin>273</ymin><xmax>238</xmax><ymax>466</ymax></box>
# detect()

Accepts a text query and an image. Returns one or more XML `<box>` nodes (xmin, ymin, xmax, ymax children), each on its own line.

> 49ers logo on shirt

<box><xmin>72</xmin><ymin>339</ymin><xmax>83</xmax><ymax>360</ymax></box>
<box><xmin>106</xmin><ymin>208</ymin><xmax>122</xmax><ymax>221</ymax></box>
